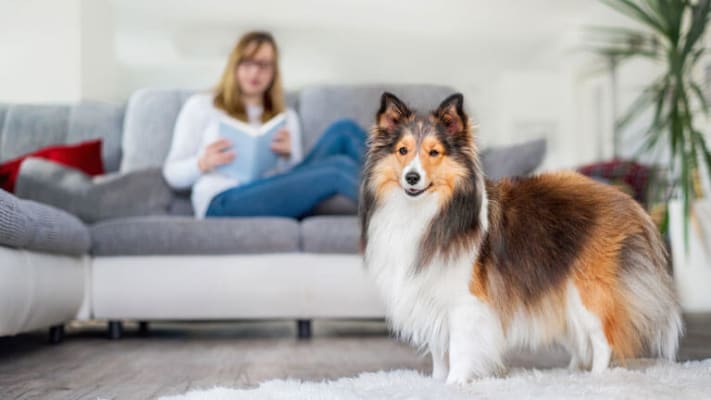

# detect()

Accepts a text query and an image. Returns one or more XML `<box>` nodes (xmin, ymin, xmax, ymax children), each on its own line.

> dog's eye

<box><xmin>429</xmin><ymin>149</ymin><xmax>440</xmax><ymax>157</ymax></box>
<box><xmin>398</xmin><ymin>147</ymin><xmax>408</xmax><ymax>155</ymax></box>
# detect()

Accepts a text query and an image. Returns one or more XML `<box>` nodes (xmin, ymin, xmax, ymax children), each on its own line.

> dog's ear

<box><xmin>376</xmin><ymin>92</ymin><xmax>411</xmax><ymax>133</ymax></box>
<box><xmin>435</xmin><ymin>93</ymin><xmax>468</xmax><ymax>135</ymax></box>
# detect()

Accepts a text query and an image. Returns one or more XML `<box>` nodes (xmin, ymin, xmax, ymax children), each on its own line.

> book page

<box><xmin>214</xmin><ymin>113</ymin><xmax>287</xmax><ymax>182</ymax></box>
<box><xmin>254</xmin><ymin>117</ymin><xmax>287</xmax><ymax>177</ymax></box>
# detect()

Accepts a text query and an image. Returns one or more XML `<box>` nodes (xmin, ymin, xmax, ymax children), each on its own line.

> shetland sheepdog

<box><xmin>359</xmin><ymin>92</ymin><xmax>683</xmax><ymax>384</ymax></box>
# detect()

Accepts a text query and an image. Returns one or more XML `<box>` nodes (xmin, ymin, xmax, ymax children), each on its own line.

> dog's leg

<box><xmin>430</xmin><ymin>347</ymin><xmax>448</xmax><ymax>381</ymax></box>
<box><xmin>565</xmin><ymin>283</ymin><xmax>600</xmax><ymax>372</ymax></box>
<box><xmin>590</xmin><ymin>327</ymin><xmax>611</xmax><ymax>373</ymax></box>
<box><xmin>446</xmin><ymin>301</ymin><xmax>503</xmax><ymax>385</ymax></box>
<box><xmin>563</xmin><ymin>337</ymin><xmax>592</xmax><ymax>371</ymax></box>
<box><xmin>567</xmin><ymin>349</ymin><xmax>587</xmax><ymax>371</ymax></box>
<box><xmin>567</xmin><ymin>347</ymin><xmax>593</xmax><ymax>371</ymax></box>
<box><xmin>573</xmin><ymin>294</ymin><xmax>611</xmax><ymax>373</ymax></box>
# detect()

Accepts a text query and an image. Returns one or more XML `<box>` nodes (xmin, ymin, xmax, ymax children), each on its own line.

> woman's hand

<box><xmin>198</xmin><ymin>138</ymin><xmax>235</xmax><ymax>172</ymax></box>
<box><xmin>271</xmin><ymin>128</ymin><xmax>291</xmax><ymax>157</ymax></box>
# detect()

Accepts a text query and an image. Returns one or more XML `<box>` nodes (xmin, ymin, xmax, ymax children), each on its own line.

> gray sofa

<box><xmin>0</xmin><ymin>84</ymin><xmax>545</xmax><ymax>341</ymax></box>
<box><xmin>0</xmin><ymin>189</ymin><xmax>89</xmax><ymax>342</ymax></box>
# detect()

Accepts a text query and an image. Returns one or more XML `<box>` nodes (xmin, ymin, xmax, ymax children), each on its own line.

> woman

<box><xmin>163</xmin><ymin>31</ymin><xmax>367</xmax><ymax>219</ymax></box>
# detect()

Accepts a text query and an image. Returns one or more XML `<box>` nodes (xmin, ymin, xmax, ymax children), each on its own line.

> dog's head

<box><xmin>364</xmin><ymin>92</ymin><xmax>479</xmax><ymax>202</ymax></box>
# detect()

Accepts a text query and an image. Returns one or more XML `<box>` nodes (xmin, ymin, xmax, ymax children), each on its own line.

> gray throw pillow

<box><xmin>15</xmin><ymin>158</ymin><xmax>173</xmax><ymax>223</ymax></box>
<box><xmin>310</xmin><ymin>194</ymin><xmax>357</xmax><ymax>216</ymax></box>
<box><xmin>480</xmin><ymin>138</ymin><xmax>547</xmax><ymax>180</ymax></box>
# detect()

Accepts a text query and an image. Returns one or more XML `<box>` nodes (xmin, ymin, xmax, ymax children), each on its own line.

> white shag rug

<box><xmin>159</xmin><ymin>359</ymin><xmax>711</xmax><ymax>400</ymax></box>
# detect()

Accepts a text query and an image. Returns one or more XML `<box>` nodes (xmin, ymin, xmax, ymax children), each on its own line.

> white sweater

<box><xmin>162</xmin><ymin>93</ymin><xmax>303</xmax><ymax>218</ymax></box>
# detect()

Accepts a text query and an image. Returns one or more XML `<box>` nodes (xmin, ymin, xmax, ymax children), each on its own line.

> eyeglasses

<box><xmin>238</xmin><ymin>59</ymin><xmax>274</xmax><ymax>71</ymax></box>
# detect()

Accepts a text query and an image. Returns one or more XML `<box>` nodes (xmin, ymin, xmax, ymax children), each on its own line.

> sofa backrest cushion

<box><xmin>297</xmin><ymin>84</ymin><xmax>458</xmax><ymax>152</ymax></box>
<box><xmin>119</xmin><ymin>89</ymin><xmax>194</xmax><ymax>173</ymax></box>
<box><xmin>0</xmin><ymin>102</ymin><xmax>125</xmax><ymax>172</ymax></box>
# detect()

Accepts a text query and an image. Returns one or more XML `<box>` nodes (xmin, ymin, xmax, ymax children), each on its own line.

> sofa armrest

<box><xmin>0</xmin><ymin>188</ymin><xmax>90</xmax><ymax>255</ymax></box>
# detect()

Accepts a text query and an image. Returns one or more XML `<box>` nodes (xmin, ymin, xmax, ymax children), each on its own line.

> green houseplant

<box><xmin>590</xmin><ymin>0</ymin><xmax>711</xmax><ymax>310</ymax></box>
<box><xmin>590</xmin><ymin>0</ymin><xmax>711</xmax><ymax>239</ymax></box>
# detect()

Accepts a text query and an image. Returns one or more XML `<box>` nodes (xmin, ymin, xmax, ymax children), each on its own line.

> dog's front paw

<box><xmin>445</xmin><ymin>371</ymin><xmax>472</xmax><ymax>385</ymax></box>
<box><xmin>432</xmin><ymin>368</ymin><xmax>448</xmax><ymax>382</ymax></box>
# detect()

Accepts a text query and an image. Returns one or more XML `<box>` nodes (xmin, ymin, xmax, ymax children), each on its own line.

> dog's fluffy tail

<box><xmin>618</xmin><ymin>216</ymin><xmax>683</xmax><ymax>361</ymax></box>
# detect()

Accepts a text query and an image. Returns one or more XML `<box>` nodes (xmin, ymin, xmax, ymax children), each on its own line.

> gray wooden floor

<box><xmin>1</xmin><ymin>315</ymin><xmax>710</xmax><ymax>400</ymax></box>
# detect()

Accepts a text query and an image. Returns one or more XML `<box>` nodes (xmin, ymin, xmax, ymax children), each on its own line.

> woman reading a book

<box><xmin>163</xmin><ymin>31</ymin><xmax>367</xmax><ymax>218</ymax></box>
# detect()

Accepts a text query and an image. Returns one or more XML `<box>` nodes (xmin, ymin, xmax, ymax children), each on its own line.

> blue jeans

<box><xmin>205</xmin><ymin>118</ymin><xmax>367</xmax><ymax>218</ymax></box>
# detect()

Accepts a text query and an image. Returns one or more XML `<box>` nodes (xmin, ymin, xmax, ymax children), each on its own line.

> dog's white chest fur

<box><xmin>364</xmin><ymin>191</ymin><xmax>479</xmax><ymax>355</ymax></box>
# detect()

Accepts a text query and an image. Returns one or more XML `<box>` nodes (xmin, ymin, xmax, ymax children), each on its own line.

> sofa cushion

<box><xmin>309</xmin><ymin>194</ymin><xmax>357</xmax><ymax>216</ymax></box>
<box><xmin>120</xmin><ymin>89</ymin><xmax>194</xmax><ymax>173</ymax></box>
<box><xmin>15</xmin><ymin>158</ymin><xmax>173</xmax><ymax>223</ymax></box>
<box><xmin>0</xmin><ymin>102</ymin><xmax>124</xmax><ymax>172</ymax></box>
<box><xmin>301</xmin><ymin>216</ymin><xmax>359</xmax><ymax>254</ymax></box>
<box><xmin>0</xmin><ymin>189</ymin><xmax>90</xmax><ymax>255</ymax></box>
<box><xmin>298</xmin><ymin>84</ymin><xmax>457</xmax><ymax>153</ymax></box>
<box><xmin>90</xmin><ymin>216</ymin><xmax>300</xmax><ymax>256</ymax></box>
<box><xmin>480</xmin><ymin>138</ymin><xmax>547</xmax><ymax>180</ymax></box>
<box><xmin>168</xmin><ymin>192</ymin><xmax>194</xmax><ymax>216</ymax></box>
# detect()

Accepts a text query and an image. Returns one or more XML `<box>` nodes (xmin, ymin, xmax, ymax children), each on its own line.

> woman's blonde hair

<box><xmin>213</xmin><ymin>31</ymin><xmax>285</xmax><ymax>122</ymax></box>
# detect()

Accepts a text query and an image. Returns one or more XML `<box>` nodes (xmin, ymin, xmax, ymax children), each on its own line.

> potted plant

<box><xmin>590</xmin><ymin>0</ymin><xmax>711</xmax><ymax>311</ymax></box>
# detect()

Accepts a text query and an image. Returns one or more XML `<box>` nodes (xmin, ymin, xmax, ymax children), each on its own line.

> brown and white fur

<box><xmin>359</xmin><ymin>92</ymin><xmax>683</xmax><ymax>384</ymax></box>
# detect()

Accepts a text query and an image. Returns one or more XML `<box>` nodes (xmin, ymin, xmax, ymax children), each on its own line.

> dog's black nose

<box><xmin>405</xmin><ymin>172</ymin><xmax>420</xmax><ymax>185</ymax></box>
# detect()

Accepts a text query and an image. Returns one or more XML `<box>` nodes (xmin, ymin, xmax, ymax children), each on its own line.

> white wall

<box><xmin>105</xmin><ymin>0</ymin><xmax>629</xmax><ymax>169</ymax></box>
<box><xmin>1</xmin><ymin>0</ymin><xmax>655</xmax><ymax>170</ymax></box>
<box><xmin>0</xmin><ymin>0</ymin><xmax>82</xmax><ymax>103</ymax></box>
<box><xmin>80</xmin><ymin>0</ymin><xmax>117</xmax><ymax>100</ymax></box>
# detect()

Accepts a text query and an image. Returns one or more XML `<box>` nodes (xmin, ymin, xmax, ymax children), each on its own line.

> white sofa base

<box><xmin>91</xmin><ymin>253</ymin><xmax>385</xmax><ymax>320</ymax></box>
<box><xmin>0</xmin><ymin>246</ymin><xmax>87</xmax><ymax>336</ymax></box>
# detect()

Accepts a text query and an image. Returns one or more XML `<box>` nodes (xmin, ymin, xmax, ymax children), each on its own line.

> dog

<box><xmin>358</xmin><ymin>92</ymin><xmax>683</xmax><ymax>384</ymax></box>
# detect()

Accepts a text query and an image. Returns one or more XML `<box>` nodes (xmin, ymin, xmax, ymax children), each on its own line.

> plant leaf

<box><xmin>689</xmin><ymin>81</ymin><xmax>710</xmax><ymax>116</ymax></box>
<box><xmin>616</xmin><ymin>81</ymin><xmax>664</xmax><ymax>130</ymax></box>
<box><xmin>635</xmin><ymin>82</ymin><xmax>670</xmax><ymax>156</ymax></box>
<box><xmin>600</xmin><ymin>0</ymin><xmax>668</xmax><ymax>34</ymax></box>
<box><xmin>681</xmin><ymin>0</ymin><xmax>711</xmax><ymax>61</ymax></box>
<box><xmin>694</xmin><ymin>130</ymin><xmax>711</xmax><ymax>191</ymax></box>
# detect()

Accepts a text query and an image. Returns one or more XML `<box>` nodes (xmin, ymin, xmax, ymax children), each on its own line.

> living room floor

<box><xmin>1</xmin><ymin>315</ymin><xmax>710</xmax><ymax>400</ymax></box>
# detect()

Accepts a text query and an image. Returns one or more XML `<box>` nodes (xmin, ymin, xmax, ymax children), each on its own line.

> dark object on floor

<box><xmin>578</xmin><ymin>159</ymin><xmax>652</xmax><ymax>207</ymax></box>
<box><xmin>108</xmin><ymin>321</ymin><xmax>123</xmax><ymax>340</ymax></box>
<box><xmin>48</xmin><ymin>325</ymin><xmax>64</xmax><ymax>344</ymax></box>
<box><xmin>139</xmin><ymin>321</ymin><xmax>150</xmax><ymax>337</ymax></box>
<box><xmin>297</xmin><ymin>320</ymin><xmax>312</xmax><ymax>339</ymax></box>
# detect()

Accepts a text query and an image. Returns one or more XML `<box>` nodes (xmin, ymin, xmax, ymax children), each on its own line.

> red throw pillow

<box><xmin>0</xmin><ymin>139</ymin><xmax>104</xmax><ymax>192</ymax></box>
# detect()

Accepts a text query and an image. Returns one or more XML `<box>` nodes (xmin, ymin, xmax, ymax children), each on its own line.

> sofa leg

<box><xmin>138</xmin><ymin>321</ymin><xmax>150</xmax><ymax>337</ymax></box>
<box><xmin>48</xmin><ymin>325</ymin><xmax>64</xmax><ymax>344</ymax></box>
<box><xmin>297</xmin><ymin>319</ymin><xmax>312</xmax><ymax>339</ymax></box>
<box><xmin>108</xmin><ymin>320</ymin><xmax>123</xmax><ymax>340</ymax></box>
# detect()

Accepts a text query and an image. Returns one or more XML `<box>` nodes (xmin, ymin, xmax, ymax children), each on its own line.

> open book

<box><xmin>215</xmin><ymin>113</ymin><xmax>287</xmax><ymax>182</ymax></box>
